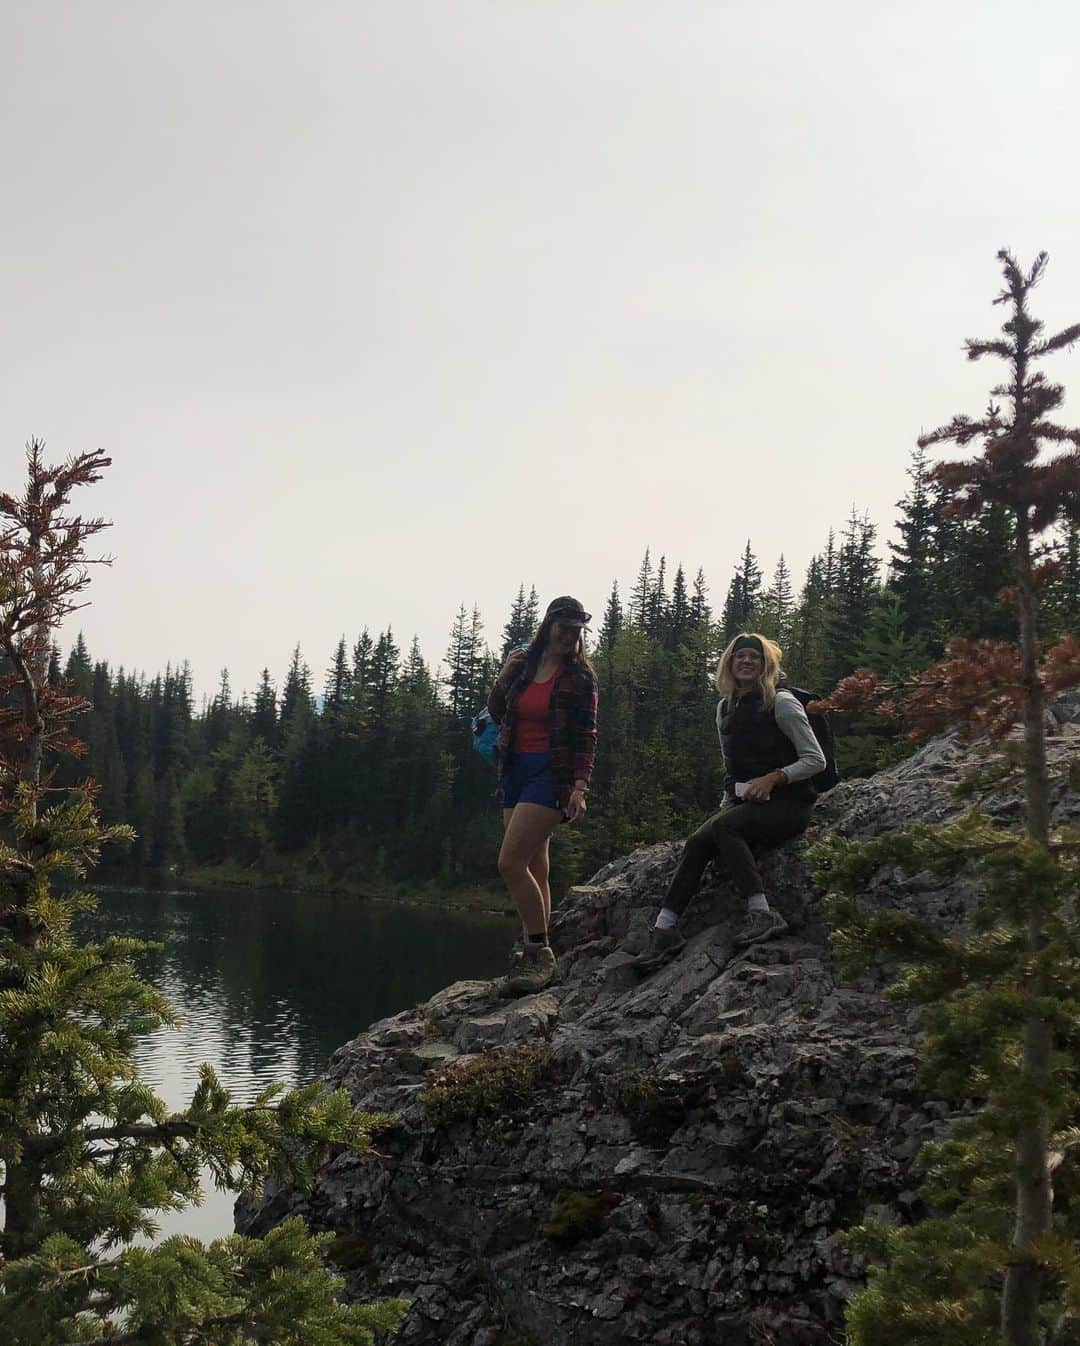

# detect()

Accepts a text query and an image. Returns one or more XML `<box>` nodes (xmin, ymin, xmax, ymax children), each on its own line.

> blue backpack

<box><xmin>471</xmin><ymin>645</ymin><xmax>530</xmax><ymax>766</ymax></box>
<box><xmin>470</xmin><ymin>707</ymin><xmax>500</xmax><ymax>765</ymax></box>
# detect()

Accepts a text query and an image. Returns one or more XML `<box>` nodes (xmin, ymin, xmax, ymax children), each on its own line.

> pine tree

<box><xmin>689</xmin><ymin>567</ymin><xmax>710</xmax><ymax>629</ymax></box>
<box><xmin>721</xmin><ymin>540</ymin><xmax>763</xmax><ymax>640</ymax></box>
<box><xmin>592</xmin><ymin>581</ymin><xmax>620</xmax><ymax>656</ymax></box>
<box><xmin>924</xmin><ymin>479</ymin><xmax>1016</xmax><ymax>646</ymax></box>
<box><xmin>64</xmin><ymin>631</ymin><xmax>93</xmax><ymax>699</ymax></box>
<box><xmin>324</xmin><ymin>636</ymin><xmax>350</xmax><ymax>713</ymax></box>
<box><xmin>628</xmin><ymin>548</ymin><xmax>653</xmax><ymax>629</ymax></box>
<box><xmin>785</xmin><ymin>555</ymin><xmax>824</xmax><ymax>686</ymax></box>
<box><xmin>952</xmin><ymin>505</ymin><xmax>1017</xmax><ymax>641</ymax></box>
<box><xmin>272</xmin><ymin>649</ymin><xmax>318</xmax><ymax>850</ymax></box>
<box><xmin>857</xmin><ymin>589</ymin><xmax>929</xmax><ymax>683</ymax></box>
<box><xmin>1047</xmin><ymin>519</ymin><xmax>1080</xmax><ymax>638</ymax></box>
<box><xmin>229</xmin><ymin>738</ymin><xmax>278</xmax><ymax>862</ymax></box>
<box><xmin>501</xmin><ymin>584</ymin><xmax>539</xmax><ymax>653</ymax></box>
<box><xmin>155</xmin><ymin>662</ymin><xmax>194</xmax><ymax>782</ymax></box>
<box><xmin>369</xmin><ymin>627</ymin><xmax>400</xmax><ymax>730</ymax></box>
<box><xmin>251</xmin><ymin>667</ymin><xmax>278</xmax><ymax>748</ymax></box>
<box><xmin>821</xmin><ymin>528</ymin><xmax>839</xmax><ymax>593</ymax></box>
<box><xmin>824</xmin><ymin>510</ymin><xmax>880</xmax><ymax>685</ymax></box>
<box><xmin>760</xmin><ymin>554</ymin><xmax>794</xmax><ymax>650</ymax></box>
<box><xmin>889</xmin><ymin>444</ymin><xmax>938</xmax><ymax>643</ymax></box>
<box><xmin>390</xmin><ymin>637</ymin><xmax>450</xmax><ymax>870</ymax></box>
<box><xmin>682</xmin><ymin>567</ymin><xmax>715</xmax><ymax>695</ymax></box>
<box><xmin>815</xmin><ymin>252</ymin><xmax>1080</xmax><ymax>1346</ymax></box>
<box><xmin>279</xmin><ymin>644</ymin><xmax>313</xmax><ymax>728</ymax></box>
<box><xmin>349</xmin><ymin>628</ymin><xmax>375</xmax><ymax>728</ymax></box>
<box><xmin>647</xmin><ymin>554</ymin><xmax>668</xmax><ymax>640</ymax></box>
<box><xmin>204</xmin><ymin>667</ymin><xmax>233</xmax><ymax>751</ymax></box>
<box><xmin>80</xmin><ymin>660</ymin><xmax>127</xmax><ymax>827</ymax></box>
<box><xmin>0</xmin><ymin>443</ymin><xmax>406</xmax><ymax>1344</ymax></box>
<box><xmin>668</xmin><ymin>564</ymin><xmax>690</xmax><ymax>650</ymax></box>
<box><xmin>444</xmin><ymin>603</ymin><xmax>485</xmax><ymax>726</ymax></box>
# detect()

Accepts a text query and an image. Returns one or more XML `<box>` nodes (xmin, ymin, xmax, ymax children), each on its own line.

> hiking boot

<box><xmin>733</xmin><ymin>908</ymin><xmax>788</xmax><ymax>949</ymax></box>
<box><xmin>506</xmin><ymin>942</ymin><xmax>556</xmax><ymax>995</ymax></box>
<box><xmin>630</xmin><ymin>924</ymin><xmax>687</xmax><ymax>974</ymax></box>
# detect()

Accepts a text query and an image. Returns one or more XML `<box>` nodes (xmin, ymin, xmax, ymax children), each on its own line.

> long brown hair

<box><xmin>522</xmin><ymin>611</ymin><xmax>595</xmax><ymax>683</ymax></box>
<box><xmin>714</xmin><ymin>632</ymin><xmax>783</xmax><ymax>708</ymax></box>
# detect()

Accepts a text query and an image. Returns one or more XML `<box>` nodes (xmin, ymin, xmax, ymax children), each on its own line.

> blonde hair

<box><xmin>715</xmin><ymin>632</ymin><xmax>783</xmax><ymax>708</ymax></box>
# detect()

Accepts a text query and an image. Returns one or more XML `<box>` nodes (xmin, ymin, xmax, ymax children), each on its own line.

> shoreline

<box><xmin>93</xmin><ymin>864</ymin><xmax>514</xmax><ymax>916</ymax></box>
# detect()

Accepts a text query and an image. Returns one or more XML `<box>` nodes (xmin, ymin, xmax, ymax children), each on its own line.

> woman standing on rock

<box><xmin>487</xmin><ymin>596</ymin><xmax>598</xmax><ymax>993</ymax></box>
<box><xmin>634</xmin><ymin>632</ymin><xmax>825</xmax><ymax>972</ymax></box>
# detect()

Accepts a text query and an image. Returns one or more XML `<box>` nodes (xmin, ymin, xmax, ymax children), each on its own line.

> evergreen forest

<box><xmin>57</xmin><ymin>451</ymin><xmax>1080</xmax><ymax>896</ymax></box>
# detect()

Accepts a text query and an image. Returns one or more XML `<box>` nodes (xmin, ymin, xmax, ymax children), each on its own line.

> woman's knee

<box><xmin>502</xmin><ymin>841</ymin><xmax>543</xmax><ymax>881</ymax></box>
<box><xmin>498</xmin><ymin>848</ymin><xmax>521</xmax><ymax>880</ymax></box>
<box><xmin>684</xmin><ymin>824</ymin><xmax>721</xmax><ymax>861</ymax></box>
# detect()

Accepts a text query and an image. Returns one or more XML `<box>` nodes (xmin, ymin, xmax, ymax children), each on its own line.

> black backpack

<box><xmin>720</xmin><ymin>686</ymin><xmax>839</xmax><ymax>795</ymax></box>
<box><xmin>785</xmin><ymin>686</ymin><xmax>839</xmax><ymax>794</ymax></box>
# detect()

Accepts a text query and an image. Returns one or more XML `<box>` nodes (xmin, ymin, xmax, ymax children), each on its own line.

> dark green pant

<box><xmin>664</xmin><ymin>796</ymin><xmax>812</xmax><ymax>915</ymax></box>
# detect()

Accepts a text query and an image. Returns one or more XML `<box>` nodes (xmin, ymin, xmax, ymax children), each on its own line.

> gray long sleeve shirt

<box><xmin>715</xmin><ymin>689</ymin><xmax>826</xmax><ymax>790</ymax></box>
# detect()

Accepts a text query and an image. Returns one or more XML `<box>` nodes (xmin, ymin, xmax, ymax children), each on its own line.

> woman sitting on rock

<box><xmin>487</xmin><ymin>596</ymin><xmax>598</xmax><ymax>993</ymax></box>
<box><xmin>634</xmin><ymin>632</ymin><xmax>825</xmax><ymax>972</ymax></box>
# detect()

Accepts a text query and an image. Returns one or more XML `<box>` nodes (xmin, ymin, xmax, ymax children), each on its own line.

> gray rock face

<box><xmin>238</xmin><ymin>700</ymin><xmax>1080</xmax><ymax>1345</ymax></box>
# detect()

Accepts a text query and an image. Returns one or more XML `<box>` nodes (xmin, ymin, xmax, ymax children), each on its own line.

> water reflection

<box><xmin>82</xmin><ymin>885</ymin><xmax>513</xmax><ymax>1239</ymax></box>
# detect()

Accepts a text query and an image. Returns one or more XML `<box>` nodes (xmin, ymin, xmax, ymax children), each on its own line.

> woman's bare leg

<box><xmin>503</xmin><ymin>810</ymin><xmax>552</xmax><ymax>931</ymax></box>
<box><xmin>502</xmin><ymin>808</ymin><xmax>527</xmax><ymax>939</ymax></box>
<box><xmin>528</xmin><ymin>834</ymin><xmax>552</xmax><ymax>928</ymax></box>
<box><xmin>498</xmin><ymin>803</ymin><xmax>561</xmax><ymax>935</ymax></box>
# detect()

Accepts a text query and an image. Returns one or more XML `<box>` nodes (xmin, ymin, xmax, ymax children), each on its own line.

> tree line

<box><xmin>54</xmin><ymin>457</ymin><xmax>1080</xmax><ymax>894</ymax></box>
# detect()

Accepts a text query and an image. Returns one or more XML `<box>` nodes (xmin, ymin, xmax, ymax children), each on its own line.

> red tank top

<box><xmin>512</xmin><ymin>670</ymin><xmax>556</xmax><ymax>753</ymax></box>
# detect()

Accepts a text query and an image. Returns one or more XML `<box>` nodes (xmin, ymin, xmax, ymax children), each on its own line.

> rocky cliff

<box><xmin>239</xmin><ymin>704</ymin><xmax>1080</xmax><ymax>1346</ymax></box>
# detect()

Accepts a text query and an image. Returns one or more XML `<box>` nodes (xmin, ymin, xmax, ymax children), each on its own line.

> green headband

<box><xmin>731</xmin><ymin>635</ymin><xmax>765</xmax><ymax>656</ymax></box>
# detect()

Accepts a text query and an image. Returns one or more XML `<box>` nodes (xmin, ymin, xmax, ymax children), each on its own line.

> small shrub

<box><xmin>836</xmin><ymin>731</ymin><xmax>892</xmax><ymax>779</ymax></box>
<box><xmin>540</xmin><ymin>1190</ymin><xmax>620</xmax><ymax>1246</ymax></box>
<box><xmin>325</xmin><ymin>1232</ymin><xmax>377</xmax><ymax>1275</ymax></box>
<box><xmin>952</xmin><ymin>741</ymin><xmax>1025</xmax><ymax>798</ymax></box>
<box><xmin>612</xmin><ymin>1071</ymin><xmax>703</xmax><ymax>1146</ymax></box>
<box><xmin>420</xmin><ymin>1044</ymin><xmax>552</xmax><ymax>1133</ymax></box>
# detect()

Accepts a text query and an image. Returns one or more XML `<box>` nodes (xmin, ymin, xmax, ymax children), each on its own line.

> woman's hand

<box><xmin>565</xmin><ymin>788</ymin><xmax>587</xmax><ymax>823</ymax></box>
<box><xmin>743</xmin><ymin>771</ymin><xmax>783</xmax><ymax>802</ymax></box>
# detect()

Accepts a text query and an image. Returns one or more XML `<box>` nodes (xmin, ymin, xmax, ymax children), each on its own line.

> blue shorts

<box><xmin>499</xmin><ymin>752</ymin><xmax>560</xmax><ymax>812</ymax></box>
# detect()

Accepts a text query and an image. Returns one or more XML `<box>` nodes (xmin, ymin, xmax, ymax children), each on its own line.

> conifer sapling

<box><xmin>812</xmin><ymin>251</ymin><xmax>1080</xmax><ymax>1346</ymax></box>
<box><xmin>0</xmin><ymin>441</ymin><xmax>405</xmax><ymax>1345</ymax></box>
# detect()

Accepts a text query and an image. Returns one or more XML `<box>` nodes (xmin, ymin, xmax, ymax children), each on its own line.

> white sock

<box><xmin>654</xmin><ymin>907</ymin><xmax>680</xmax><ymax>931</ymax></box>
<box><xmin>746</xmin><ymin>893</ymin><xmax>770</xmax><ymax>914</ymax></box>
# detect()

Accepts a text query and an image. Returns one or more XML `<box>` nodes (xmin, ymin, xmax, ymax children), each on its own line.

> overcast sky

<box><xmin>4</xmin><ymin>1</ymin><xmax>1079</xmax><ymax>702</ymax></box>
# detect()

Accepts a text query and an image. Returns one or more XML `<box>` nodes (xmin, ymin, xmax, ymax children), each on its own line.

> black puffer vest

<box><xmin>719</xmin><ymin>690</ymin><xmax>816</xmax><ymax>804</ymax></box>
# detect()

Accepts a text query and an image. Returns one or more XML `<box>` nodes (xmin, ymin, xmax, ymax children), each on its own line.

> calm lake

<box><xmin>84</xmin><ymin>885</ymin><xmax>514</xmax><ymax>1243</ymax></box>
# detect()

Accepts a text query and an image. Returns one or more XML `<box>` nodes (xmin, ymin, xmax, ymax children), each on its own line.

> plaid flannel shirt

<box><xmin>488</xmin><ymin>655</ymin><xmax>598</xmax><ymax>808</ymax></box>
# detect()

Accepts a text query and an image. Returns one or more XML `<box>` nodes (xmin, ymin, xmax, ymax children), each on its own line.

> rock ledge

<box><xmin>240</xmin><ymin>710</ymin><xmax>1080</xmax><ymax>1345</ymax></box>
